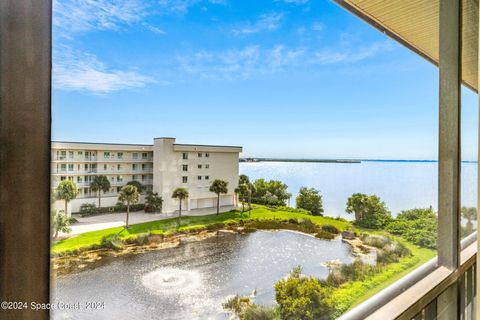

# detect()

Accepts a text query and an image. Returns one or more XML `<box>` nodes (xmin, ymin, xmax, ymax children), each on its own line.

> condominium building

<box><xmin>51</xmin><ymin>137</ymin><xmax>242</xmax><ymax>215</ymax></box>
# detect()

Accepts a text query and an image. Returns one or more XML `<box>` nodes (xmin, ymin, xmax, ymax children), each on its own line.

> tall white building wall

<box><xmin>51</xmin><ymin>138</ymin><xmax>242</xmax><ymax>216</ymax></box>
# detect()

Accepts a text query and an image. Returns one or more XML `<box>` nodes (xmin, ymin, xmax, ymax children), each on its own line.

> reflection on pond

<box><xmin>53</xmin><ymin>230</ymin><xmax>356</xmax><ymax>319</ymax></box>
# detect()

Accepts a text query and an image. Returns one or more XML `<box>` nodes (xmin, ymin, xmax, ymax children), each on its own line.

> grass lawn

<box><xmin>52</xmin><ymin>206</ymin><xmax>351</xmax><ymax>255</ymax></box>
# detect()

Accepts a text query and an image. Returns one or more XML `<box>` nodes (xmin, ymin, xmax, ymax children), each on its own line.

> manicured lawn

<box><xmin>52</xmin><ymin>206</ymin><xmax>351</xmax><ymax>254</ymax></box>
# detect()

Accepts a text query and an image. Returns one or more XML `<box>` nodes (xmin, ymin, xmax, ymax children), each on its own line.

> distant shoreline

<box><xmin>240</xmin><ymin>158</ymin><xmax>478</xmax><ymax>164</ymax></box>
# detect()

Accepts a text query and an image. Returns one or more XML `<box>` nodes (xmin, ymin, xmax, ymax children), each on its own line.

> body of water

<box><xmin>240</xmin><ymin>161</ymin><xmax>477</xmax><ymax>219</ymax></box>
<box><xmin>53</xmin><ymin>231</ymin><xmax>354</xmax><ymax>320</ymax></box>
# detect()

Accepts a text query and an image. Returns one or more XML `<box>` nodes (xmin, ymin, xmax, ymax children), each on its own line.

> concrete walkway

<box><xmin>61</xmin><ymin>205</ymin><xmax>236</xmax><ymax>237</ymax></box>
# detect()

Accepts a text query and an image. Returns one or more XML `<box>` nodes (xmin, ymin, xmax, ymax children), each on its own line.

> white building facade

<box><xmin>51</xmin><ymin>138</ymin><xmax>242</xmax><ymax>215</ymax></box>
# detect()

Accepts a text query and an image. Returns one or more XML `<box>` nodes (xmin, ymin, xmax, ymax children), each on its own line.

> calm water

<box><xmin>240</xmin><ymin>161</ymin><xmax>477</xmax><ymax>219</ymax></box>
<box><xmin>53</xmin><ymin>231</ymin><xmax>354</xmax><ymax>320</ymax></box>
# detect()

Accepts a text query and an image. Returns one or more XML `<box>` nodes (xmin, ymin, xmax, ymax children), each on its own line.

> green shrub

<box><xmin>100</xmin><ymin>234</ymin><xmax>124</xmax><ymax>250</ymax></box>
<box><xmin>126</xmin><ymin>233</ymin><xmax>150</xmax><ymax>246</ymax></box>
<box><xmin>386</xmin><ymin>208</ymin><xmax>437</xmax><ymax>249</ymax></box>
<box><xmin>288</xmin><ymin>218</ymin><xmax>299</xmax><ymax>224</ymax></box>
<box><xmin>315</xmin><ymin>231</ymin><xmax>336</xmax><ymax>240</ymax></box>
<box><xmin>206</xmin><ymin>222</ymin><xmax>225</xmax><ymax>231</ymax></box>
<box><xmin>79</xmin><ymin>203</ymin><xmax>97</xmax><ymax>216</ymax></box>
<box><xmin>298</xmin><ymin>218</ymin><xmax>317</xmax><ymax>233</ymax></box>
<box><xmin>275</xmin><ymin>266</ymin><xmax>333</xmax><ymax>320</ymax></box>
<box><xmin>321</xmin><ymin>224</ymin><xmax>340</xmax><ymax>234</ymax></box>
<box><xmin>242</xmin><ymin>305</ymin><xmax>280</xmax><ymax>320</ymax></box>
<box><xmin>223</xmin><ymin>295</ymin><xmax>251</xmax><ymax>315</ymax></box>
<box><xmin>360</xmin><ymin>234</ymin><xmax>392</xmax><ymax>249</ymax></box>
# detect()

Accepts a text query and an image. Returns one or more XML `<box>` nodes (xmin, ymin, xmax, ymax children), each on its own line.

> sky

<box><xmin>52</xmin><ymin>0</ymin><xmax>478</xmax><ymax>160</ymax></box>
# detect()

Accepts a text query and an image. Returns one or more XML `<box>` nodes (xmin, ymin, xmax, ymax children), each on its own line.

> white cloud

<box><xmin>54</xmin><ymin>47</ymin><xmax>156</xmax><ymax>93</ymax></box>
<box><xmin>142</xmin><ymin>23</ymin><xmax>167</xmax><ymax>35</ymax></box>
<box><xmin>311</xmin><ymin>21</ymin><xmax>323</xmax><ymax>32</ymax></box>
<box><xmin>53</xmin><ymin>0</ymin><xmax>148</xmax><ymax>33</ymax></box>
<box><xmin>232</xmin><ymin>13</ymin><xmax>284</xmax><ymax>35</ymax></box>
<box><xmin>315</xmin><ymin>41</ymin><xmax>393</xmax><ymax>65</ymax></box>
<box><xmin>175</xmin><ymin>41</ymin><xmax>393</xmax><ymax>80</ymax></box>
<box><xmin>176</xmin><ymin>45</ymin><xmax>307</xmax><ymax>79</ymax></box>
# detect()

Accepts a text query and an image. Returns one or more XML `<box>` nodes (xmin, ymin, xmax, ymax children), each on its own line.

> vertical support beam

<box><xmin>0</xmin><ymin>1</ymin><xmax>51</xmax><ymax>320</ymax></box>
<box><xmin>438</xmin><ymin>0</ymin><xmax>462</xmax><ymax>270</ymax></box>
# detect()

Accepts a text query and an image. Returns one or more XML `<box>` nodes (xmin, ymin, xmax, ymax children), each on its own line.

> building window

<box><xmin>142</xmin><ymin>164</ymin><xmax>146</xmax><ymax>170</ymax></box>
<box><xmin>117</xmin><ymin>187</ymin><xmax>122</xmax><ymax>193</ymax></box>
<box><xmin>60</xmin><ymin>176</ymin><xmax>66</xmax><ymax>181</ymax></box>
<box><xmin>117</xmin><ymin>152</ymin><xmax>123</xmax><ymax>159</ymax></box>
<box><xmin>78</xmin><ymin>151</ymin><xmax>83</xmax><ymax>156</ymax></box>
<box><xmin>60</xmin><ymin>164</ymin><xmax>66</xmax><ymax>171</ymax></box>
<box><xmin>133</xmin><ymin>153</ymin><xmax>138</xmax><ymax>159</ymax></box>
<box><xmin>117</xmin><ymin>176</ymin><xmax>123</xmax><ymax>182</ymax></box>
<box><xmin>198</xmin><ymin>152</ymin><xmax>202</xmax><ymax>158</ymax></box>
<box><xmin>132</xmin><ymin>175</ymin><xmax>137</xmax><ymax>180</ymax></box>
<box><xmin>77</xmin><ymin>164</ymin><xmax>80</xmax><ymax>170</ymax></box>
<box><xmin>182</xmin><ymin>152</ymin><xmax>188</xmax><ymax>160</ymax></box>
<box><xmin>142</xmin><ymin>152</ymin><xmax>148</xmax><ymax>159</ymax></box>
<box><xmin>132</xmin><ymin>164</ymin><xmax>137</xmax><ymax>171</ymax></box>
<box><xmin>183</xmin><ymin>164</ymin><xmax>188</xmax><ymax>172</ymax></box>
<box><xmin>142</xmin><ymin>175</ymin><xmax>146</xmax><ymax>181</ymax></box>
<box><xmin>205</xmin><ymin>153</ymin><xmax>210</xmax><ymax>157</ymax></box>
<box><xmin>69</xmin><ymin>151</ymin><xmax>74</xmax><ymax>159</ymax></box>
<box><xmin>198</xmin><ymin>176</ymin><xmax>202</xmax><ymax>180</ymax></box>
<box><xmin>198</xmin><ymin>164</ymin><xmax>202</xmax><ymax>169</ymax></box>
<box><xmin>103</xmin><ymin>164</ymin><xmax>107</xmax><ymax>170</ymax></box>
<box><xmin>205</xmin><ymin>175</ymin><xmax>209</xmax><ymax>180</ymax></box>
<box><xmin>182</xmin><ymin>176</ymin><xmax>188</xmax><ymax>183</ymax></box>
<box><xmin>205</xmin><ymin>164</ymin><xmax>210</xmax><ymax>169</ymax></box>
<box><xmin>77</xmin><ymin>176</ymin><xmax>82</xmax><ymax>183</ymax></box>
<box><xmin>117</xmin><ymin>164</ymin><xmax>121</xmax><ymax>170</ymax></box>
<box><xmin>104</xmin><ymin>152</ymin><xmax>110</xmax><ymax>158</ymax></box>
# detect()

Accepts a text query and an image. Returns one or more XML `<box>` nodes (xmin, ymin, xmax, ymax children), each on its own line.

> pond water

<box><xmin>53</xmin><ymin>231</ymin><xmax>355</xmax><ymax>320</ymax></box>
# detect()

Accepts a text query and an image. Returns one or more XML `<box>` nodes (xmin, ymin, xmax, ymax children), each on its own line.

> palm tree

<box><xmin>52</xmin><ymin>209</ymin><xmax>71</xmax><ymax>239</ymax></box>
<box><xmin>55</xmin><ymin>180</ymin><xmax>79</xmax><ymax>217</ymax></box>
<box><xmin>236</xmin><ymin>184</ymin><xmax>249</xmax><ymax>213</ymax></box>
<box><xmin>172</xmin><ymin>187</ymin><xmax>189</xmax><ymax>225</ymax></box>
<box><xmin>118</xmin><ymin>185</ymin><xmax>140</xmax><ymax>229</ymax></box>
<box><xmin>126</xmin><ymin>180</ymin><xmax>143</xmax><ymax>194</ymax></box>
<box><xmin>209</xmin><ymin>179</ymin><xmax>228</xmax><ymax>215</ymax></box>
<box><xmin>90</xmin><ymin>175</ymin><xmax>111</xmax><ymax>208</ymax></box>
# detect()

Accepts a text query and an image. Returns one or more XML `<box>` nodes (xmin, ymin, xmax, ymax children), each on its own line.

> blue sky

<box><xmin>52</xmin><ymin>0</ymin><xmax>478</xmax><ymax>160</ymax></box>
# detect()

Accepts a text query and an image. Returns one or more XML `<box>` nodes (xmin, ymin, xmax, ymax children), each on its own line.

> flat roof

<box><xmin>52</xmin><ymin>140</ymin><xmax>152</xmax><ymax>146</ymax></box>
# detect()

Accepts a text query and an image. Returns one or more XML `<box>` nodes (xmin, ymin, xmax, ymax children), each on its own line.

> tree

<box><xmin>145</xmin><ymin>191</ymin><xmax>163</xmax><ymax>213</ymax></box>
<box><xmin>209</xmin><ymin>179</ymin><xmax>228</xmax><ymax>215</ymax></box>
<box><xmin>172</xmin><ymin>187</ymin><xmax>189</xmax><ymax>225</ymax></box>
<box><xmin>90</xmin><ymin>175</ymin><xmax>110</xmax><ymax>208</ymax></box>
<box><xmin>296</xmin><ymin>187</ymin><xmax>324</xmax><ymax>216</ymax></box>
<box><xmin>118</xmin><ymin>184</ymin><xmax>140</xmax><ymax>228</ymax></box>
<box><xmin>251</xmin><ymin>179</ymin><xmax>291</xmax><ymax>207</ymax></box>
<box><xmin>462</xmin><ymin>207</ymin><xmax>477</xmax><ymax>235</ymax></box>
<box><xmin>52</xmin><ymin>209</ymin><xmax>71</xmax><ymax>239</ymax></box>
<box><xmin>386</xmin><ymin>208</ymin><xmax>438</xmax><ymax>249</ymax></box>
<box><xmin>346</xmin><ymin>193</ymin><xmax>392</xmax><ymax>229</ymax></box>
<box><xmin>55</xmin><ymin>180</ymin><xmax>79</xmax><ymax>216</ymax></box>
<box><xmin>275</xmin><ymin>266</ymin><xmax>333</xmax><ymax>320</ymax></box>
<box><xmin>236</xmin><ymin>183</ymin><xmax>250</xmax><ymax>213</ymax></box>
<box><xmin>126</xmin><ymin>180</ymin><xmax>143</xmax><ymax>193</ymax></box>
